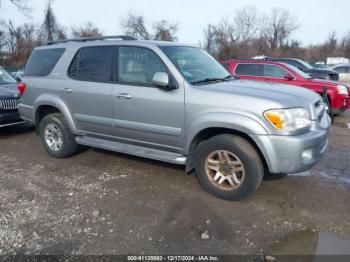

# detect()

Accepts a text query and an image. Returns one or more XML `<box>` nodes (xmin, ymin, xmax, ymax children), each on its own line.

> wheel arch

<box><xmin>185</xmin><ymin>126</ymin><xmax>269</xmax><ymax>174</ymax></box>
<box><xmin>34</xmin><ymin>95</ymin><xmax>77</xmax><ymax>134</ymax></box>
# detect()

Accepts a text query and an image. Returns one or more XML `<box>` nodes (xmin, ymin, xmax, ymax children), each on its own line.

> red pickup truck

<box><xmin>221</xmin><ymin>59</ymin><xmax>350</xmax><ymax>115</ymax></box>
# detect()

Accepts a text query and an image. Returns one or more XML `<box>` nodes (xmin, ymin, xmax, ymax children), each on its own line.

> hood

<box><xmin>194</xmin><ymin>79</ymin><xmax>322</xmax><ymax>120</ymax></box>
<box><xmin>0</xmin><ymin>83</ymin><xmax>19</xmax><ymax>99</ymax></box>
<box><xmin>200</xmin><ymin>79</ymin><xmax>321</xmax><ymax>105</ymax></box>
<box><xmin>308</xmin><ymin>78</ymin><xmax>343</xmax><ymax>87</ymax></box>
<box><xmin>305</xmin><ymin>68</ymin><xmax>338</xmax><ymax>75</ymax></box>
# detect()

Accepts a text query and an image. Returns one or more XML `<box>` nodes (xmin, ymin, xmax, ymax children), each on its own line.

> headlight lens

<box><xmin>264</xmin><ymin>108</ymin><xmax>311</xmax><ymax>132</ymax></box>
<box><xmin>337</xmin><ymin>85</ymin><xmax>349</xmax><ymax>95</ymax></box>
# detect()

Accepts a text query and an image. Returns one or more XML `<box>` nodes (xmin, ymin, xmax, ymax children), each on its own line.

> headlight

<box><xmin>264</xmin><ymin>108</ymin><xmax>311</xmax><ymax>132</ymax></box>
<box><xmin>337</xmin><ymin>85</ymin><xmax>349</xmax><ymax>95</ymax></box>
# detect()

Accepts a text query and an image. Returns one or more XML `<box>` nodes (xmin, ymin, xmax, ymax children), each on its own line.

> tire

<box><xmin>39</xmin><ymin>113</ymin><xmax>78</xmax><ymax>158</ymax></box>
<box><xmin>194</xmin><ymin>134</ymin><xmax>264</xmax><ymax>201</ymax></box>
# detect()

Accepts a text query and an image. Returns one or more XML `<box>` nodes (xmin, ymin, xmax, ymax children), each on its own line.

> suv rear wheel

<box><xmin>194</xmin><ymin>134</ymin><xmax>264</xmax><ymax>200</ymax></box>
<box><xmin>39</xmin><ymin>113</ymin><xmax>78</xmax><ymax>158</ymax></box>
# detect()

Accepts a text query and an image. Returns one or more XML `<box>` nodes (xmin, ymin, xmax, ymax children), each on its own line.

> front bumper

<box><xmin>0</xmin><ymin>111</ymin><xmax>24</xmax><ymax>127</ymax></box>
<box><xmin>251</xmin><ymin>120</ymin><xmax>330</xmax><ymax>174</ymax></box>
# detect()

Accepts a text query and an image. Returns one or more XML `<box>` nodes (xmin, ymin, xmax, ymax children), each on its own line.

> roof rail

<box><xmin>45</xmin><ymin>35</ymin><xmax>136</xmax><ymax>45</ymax></box>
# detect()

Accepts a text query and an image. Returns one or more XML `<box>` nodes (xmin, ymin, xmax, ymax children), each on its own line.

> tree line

<box><xmin>1</xmin><ymin>0</ymin><xmax>350</xmax><ymax>68</ymax></box>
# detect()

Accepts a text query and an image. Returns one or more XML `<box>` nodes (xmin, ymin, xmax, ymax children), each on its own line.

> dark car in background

<box><xmin>0</xmin><ymin>67</ymin><xmax>25</xmax><ymax>127</ymax></box>
<box><xmin>264</xmin><ymin>57</ymin><xmax>339</xmax><ymax>81</ymax></box>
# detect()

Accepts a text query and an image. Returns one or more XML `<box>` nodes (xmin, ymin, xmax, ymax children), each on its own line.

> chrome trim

<box><xmin>0</xmin><ymin>98</ymin><xmax>20</xmax><ymax>110</ymax></box>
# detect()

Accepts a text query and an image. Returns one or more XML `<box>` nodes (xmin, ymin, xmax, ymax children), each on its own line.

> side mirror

<box><xmin>152</xmin><ymin>72</ymin><xmax>177</xmax><ymax>90</ymax></box>
<box><xmin>284</xmin><ymin>73</ymin><xmax>294</xmax><ymax>80</ymax></box>
<box><xmin>152</xmin><ymin>72</ymin><xmax>169</xmax><ymax>87</ymax></box>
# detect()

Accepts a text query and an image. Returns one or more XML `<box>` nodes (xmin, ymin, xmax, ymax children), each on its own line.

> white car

<box><xmin>330</xmin><ymin>64</ymin><xmax>350</xmax><ymax>84</ymax></box>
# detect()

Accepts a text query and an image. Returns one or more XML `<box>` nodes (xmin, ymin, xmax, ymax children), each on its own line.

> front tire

<box><xmin>39</xmin><ymin>113</ymin><xmax>78</xmax><ymax>158</ymax></box>
<box><xmin>194</xmin><ymin>134</ymin><xmax>264</xmax><ymax>201</ymax></box>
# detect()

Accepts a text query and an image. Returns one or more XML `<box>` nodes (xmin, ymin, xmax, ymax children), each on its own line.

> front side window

<box><xmin>68</xmin><ymin>46</ymin><xmax>113</xmax><ymax>82</ymax></box>
<box><xmin>160</xmin><ymin>46</ymin><xmax>231</xmax><ymax>84</ymax></box>
<box><xmin>0</xmin><ymin>68</ymin><xmax>17</xmax><ymax>84</ymax></box>
<box><xmin>24</xmin><ymin>48</ymin><xmax>65</xmax><ymax>77</ymax></box>
<box><xmin>235</xmin><ymin>64</ymin><xmax>264</xmax><ymax>76</ymax></box>
<box><xmin>118</xmin><ymin>47</ymin><xmax>167</xmax><ymax>85</ymax></box>
<box><xmin>264</xmin><ymin>64</ymin><xmax>289</xmax><ymax>78</ymax></box>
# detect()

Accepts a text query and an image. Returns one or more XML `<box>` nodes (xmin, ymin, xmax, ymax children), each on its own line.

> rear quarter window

<box><xmin>68</xmin><ymin>46</ymin><xmax>114</xmax><ymax>82</ymax></box>
<box><xmin>24</xmin><ymin>48</ymin><xmax>65</xmax><ymax>77</ymax></box>
<box><xmin>235</xmin><ymin>63</ymin><xmax>264</xmax><ymax>76</ymax></box>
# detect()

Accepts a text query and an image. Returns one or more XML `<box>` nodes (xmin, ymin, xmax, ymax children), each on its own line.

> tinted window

<box><xmin>264</xmin><ymin>64</ymin><xmax>289</xmax><ymax>78</ymax></box>
<box><xmin>235</xmin><ymin>64</ymin><xmax>264</xmax><ymax>76</ymax></box>
<box><xmin>69</xmin><ymin>46</ymin><xmax>113</xmax><ymax>82</ymax></box>
<box><xmin>24</xmin><ymin>48</ymin><xmax>65</xmax><ymax>77</ymax></box>
<box><xmin>278</xmin><ymin>59</ymin><xmax>303</xmax><ymax>70</ymax></box>
<box><xmin>118</xmin><ymin>46</ymin><xmax>167</xmax><ymax>85</ymax></box>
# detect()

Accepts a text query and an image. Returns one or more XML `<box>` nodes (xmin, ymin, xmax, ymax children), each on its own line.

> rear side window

<box><xmin>68</xmin><ymin>46</ymin><xmax>114</xmax><ymax>82</ymax></box>
<box><xmin>24</xmin><ymin>48</ymin><xmax>65</xmax><ymax>77</ymax></box>
<box><xmin>235</xmin><ymin>64</ymin><xmax>263</xmax><ymax>76</ymax></box>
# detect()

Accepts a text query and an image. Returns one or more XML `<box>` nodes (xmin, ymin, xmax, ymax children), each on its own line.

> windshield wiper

<box><xmin>192</xmin><ymin>75</ymin><xmax>235</xmax><ymax>85</ymax></box>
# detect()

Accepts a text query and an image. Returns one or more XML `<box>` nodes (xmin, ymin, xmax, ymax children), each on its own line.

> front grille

<box><xmin>329</xmin><ymin>74</ymin><xmax>339</xmax><ymax>81</ymax></box>
<box><xmin>0</xmin><ymin>98</ymin><xmax>20</xmax><ymax>110</ymax></box>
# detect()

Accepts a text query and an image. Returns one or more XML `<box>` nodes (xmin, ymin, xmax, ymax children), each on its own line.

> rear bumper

<box><xmin>251</xmin><ymin>119</ymin><xmax>330</xmax><ymax>174</ymax></box>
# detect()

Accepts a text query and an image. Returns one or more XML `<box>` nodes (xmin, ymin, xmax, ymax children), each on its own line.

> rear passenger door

<box><xmin>63</xmin><ymin>46</ymin><xmax>115</xmax><ymax>137</ymax></box>
<box><xmin>112</xmin><ymin>46</ymin><xmax>185</xmax><ymax>152</ymax></box>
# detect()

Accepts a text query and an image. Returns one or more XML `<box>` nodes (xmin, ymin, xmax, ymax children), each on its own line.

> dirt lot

<box><xmin>0</xmin><ymin>112</ymin><xmax>350</xmax><ymax>256</ymax></box>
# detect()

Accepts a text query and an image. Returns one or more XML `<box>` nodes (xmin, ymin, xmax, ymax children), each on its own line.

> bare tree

<box><xmin>203</xmin><ymin>19</ymin><xmax>238</xmax><ymax>59</ymax></box>
<box><xmin>120</xmin><ymin>13</ymin><xmax>150</xmax><ymax>40</ymax></box>
<box><xmin>0</xmin><ymin>0</ymin><xmax>30</xmax><ymax>13</ymax></box>
<box><xmin>234</xmin><ymin>6</ymin><xmax>258</xmax><ymax>42</ymax></box>
<box><xmin>71</xmin><ymin>22</ymin><xmax>102</xmax><ymax>38</ymax></box>
<box><xmin>263</xmin><ymin>8</ymin><xmax>299</xmax><ymax>49</ymax></box>
<box><xmin>153</xmin><ymin>20</ymin><xmax>178</xmax><ymax>41</ymax></box>
<box><xmin>41</xmin><ymin>0</ymin><xmax>66</xmax><ymax>42</ymax></box>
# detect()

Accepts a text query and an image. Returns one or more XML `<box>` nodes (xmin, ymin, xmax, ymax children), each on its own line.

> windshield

<box><xmin>296</xmin><ymin>59</ymin><xmax>313</xmax><ymax>70</ymax></box>
<box><xmin>0</xmin><ymin>68</ymin><xmax>17</xmax><ymax>84</ymax></box>
<box><xmin>284</xmin><ymin>64</ymin><xmax>312</xmax><ymax>79</ymax></box>
<box><xmin>160</xmin><ymin>46</ymin><xmax>232</xmax><ymax>85</ymax></box>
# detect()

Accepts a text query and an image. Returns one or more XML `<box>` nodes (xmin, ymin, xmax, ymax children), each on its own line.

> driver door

<box><xmin>112</xmin><ymin>46</ymin><xmax>185</xmax><ymax>152</ymax></box>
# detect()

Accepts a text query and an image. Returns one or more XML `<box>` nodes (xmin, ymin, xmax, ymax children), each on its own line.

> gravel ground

<box><xmin>0</xmin><ymin>112</ymin><xmax>349</xmax><ymax>256</ymax></box>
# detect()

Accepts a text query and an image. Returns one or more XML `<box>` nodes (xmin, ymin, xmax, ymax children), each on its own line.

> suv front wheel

<box><xmin>39</xmin><ymin>113</ymin><xmax>78</xmax><ymax>158</ymax></box>
<box><xmin>194</xmin><ymin>134</ymin><xmax>264</xmax><ymax>200</ymax></box>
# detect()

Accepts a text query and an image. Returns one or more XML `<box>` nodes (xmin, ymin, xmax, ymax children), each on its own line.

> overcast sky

<box><xmin>1</xmin><ymin>0</ymin><xmax>349</xmax><ymax>46</ymax></box>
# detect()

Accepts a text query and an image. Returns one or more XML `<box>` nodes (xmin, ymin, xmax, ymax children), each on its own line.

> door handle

<box><xmin>116</xmin><ymin>93</ymin><xmax>132</xmax><ymax>99</ymax></box>
<box><xmin>62</xmin><ymin>88</ymin><xmax>72</xmax><ymax>93</ymax></box>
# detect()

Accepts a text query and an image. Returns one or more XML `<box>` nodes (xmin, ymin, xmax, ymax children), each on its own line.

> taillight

<box><xmin>18</xmin><ymin>82</ymin><xmax>26</xmax><ymax>96</ymax></box>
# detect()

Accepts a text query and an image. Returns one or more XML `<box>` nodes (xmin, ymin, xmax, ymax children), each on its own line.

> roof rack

<box><xmin>45</xmin><ymin>35</ymin><xmax>136</xmax><ymax>45</ymax></box>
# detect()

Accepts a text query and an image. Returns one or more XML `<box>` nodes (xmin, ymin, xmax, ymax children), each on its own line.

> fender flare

<box><xmin>34</xmin><ymin>94</ymin><xmax>78</xmax><ymax>134</ymax></box>
<box><xmin>184</xmin><ymin>112</ymin><xmax>268</xmax><ymax>154</ymax></box>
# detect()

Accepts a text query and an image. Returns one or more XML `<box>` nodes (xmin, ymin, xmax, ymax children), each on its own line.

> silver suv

<box><xmin>18</xmin><ymin>36</ymin><xmax>331</xmax><ymax>200</ymax></box>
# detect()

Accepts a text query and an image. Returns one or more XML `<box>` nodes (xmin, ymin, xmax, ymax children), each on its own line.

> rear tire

<box><xmin>39</xmin><ymin>113</ymin><xmax>78</xmax><ymax>158</ymax></box>
<box><xmin>194</xmin><ymin>134</ymin><xmax>264</xmax><ymax>201</ymax></box>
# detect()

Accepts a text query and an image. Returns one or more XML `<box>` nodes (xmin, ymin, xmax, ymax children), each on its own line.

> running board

<box><xmin>75</xmin><ymin>136</ymin><xmax>187</xmax><ymax>165</ymax></box>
